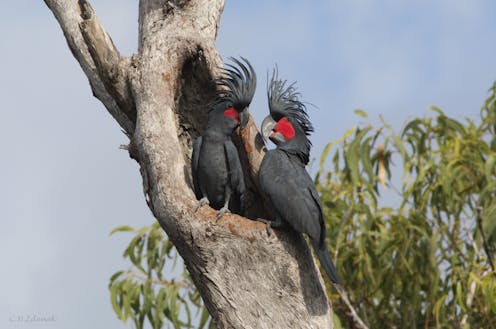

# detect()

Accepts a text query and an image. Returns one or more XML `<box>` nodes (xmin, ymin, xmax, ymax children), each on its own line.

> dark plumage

<box><xmin>259</xmin><ymin>69</ymin><xmax>340</xmax><ymax>284</ymax></box>
<box><xmin>191</xmin><ymin>57</ymin><xmax>256</xmax><ymax>218</ymax></box>
<box><xmin>214</xmin><ymin>57</ymin><xmax>257</xmax><ymax>127</ymax></box>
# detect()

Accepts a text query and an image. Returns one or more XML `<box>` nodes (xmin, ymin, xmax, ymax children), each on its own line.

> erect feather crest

<box><xmin>267</xmin><ymin>68</ymin><xmax>314</xmax><ymax>137</ymax></box>
<box><xmin>212</xmin><ymin>57</ymin><xmax>256</xmax><ymax>112</ymax></box>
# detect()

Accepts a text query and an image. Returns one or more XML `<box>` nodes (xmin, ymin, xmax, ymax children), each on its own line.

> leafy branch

<box><xmin>109</xmin><ymin>223</ymin><xmax>214</xmax><ymax>329</ymax></box>
<box><xmin>318</xmin><ymin>88</ymin><xmax>496</xmax><ymax>328</ymax></box>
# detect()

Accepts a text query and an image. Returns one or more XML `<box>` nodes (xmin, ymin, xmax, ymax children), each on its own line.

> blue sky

<box><xmin>1</xmin><ymin>1</ymin><xmax>496</xmax><ymax>328</ymax></box>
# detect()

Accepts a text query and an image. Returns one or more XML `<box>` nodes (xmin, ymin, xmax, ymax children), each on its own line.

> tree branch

<box><xmin>78</xmin><ymin>0</ymin><xmax>136</xmax><ymax>126</ymax></box>
<box><xmin>476</xmin><ymin>205</ymin><xmax>495</xmax><ymax>272</ymax></box>
<box><xmin>240</xmin><ymin>114</ymin><xmax>267</xmax><ymax>179</ymax></box>
<box><xmin>335</xmin><ymin>285</ymin><xmax>369</xmax><ymax>329</ymax></box>
<box><xmin>45</xmin><ymin>0</ymin><xmax>334</xmax><ymax>327</ymax></box>
<box><xmin>44</xmin><ymin>0</ymin><xmax>134</xmax><ymax>134</ymax></box>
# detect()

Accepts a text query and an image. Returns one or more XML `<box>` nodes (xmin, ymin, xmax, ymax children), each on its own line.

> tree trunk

<box><xmin>43</xmin><ymin>1</ymin><xmax>333</xmax><ymax>328</ymax></box>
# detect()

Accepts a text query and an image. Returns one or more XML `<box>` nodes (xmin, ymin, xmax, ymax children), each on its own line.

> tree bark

<box><xmin>44</xmin><ymin>1</ymin><xmax>333</xmax><ymax>328</ymax></box>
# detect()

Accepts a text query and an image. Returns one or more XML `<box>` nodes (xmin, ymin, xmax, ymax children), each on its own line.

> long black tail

<box><xmin>311</xmin><ymin>239</ymin><xmax>340</xmax><ymax>284</ymax></box>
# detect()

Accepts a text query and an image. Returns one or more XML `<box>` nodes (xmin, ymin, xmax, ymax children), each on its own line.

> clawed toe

<box><xmin>196</xmin><ymin>197</ymin><xmax>210</xmax><ymax>211</ymax></box>
<box><xmin>254</xmin><ymin>218</ymin><xmax>272</xmax><ymax>237</ymax></box>
<box><xmin>216</xmin><ymin>207</ymin><xmax>230</xmax><ymax>221</ymax></box>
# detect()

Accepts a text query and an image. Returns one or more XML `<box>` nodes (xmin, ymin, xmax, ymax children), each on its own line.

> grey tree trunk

<box><xmin>43</xmin><ymin>1</ymin><xmax>333</xmax><ymax>328</ymax></box>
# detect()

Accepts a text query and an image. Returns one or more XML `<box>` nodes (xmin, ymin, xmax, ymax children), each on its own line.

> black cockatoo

<box><xmin>191</xmin><ymin>58</ymin><xmax>256</xmax><ymax>219</ymax></box>
<box><xmin>258</xmin><ymin>70</ymin><xmax>340</xmax><ymax>284</ymax></box>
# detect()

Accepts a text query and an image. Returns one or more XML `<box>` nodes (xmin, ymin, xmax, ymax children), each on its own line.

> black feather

<box><xmin>267</xmin><ymin>68</ymin><xmax>314</xmax><ymax>136</ymax></box>
<box><xmin>267</xmin><ymin>68</ymin><xmax>313</xmax><ymax>164</ymax></box>
<box><xmin>213</xmin><ymin>57</ymin><xmax>257</xmax><ymax>112</ymax></box>
<box><xmin>259</xmin><ymin>67</ymin><xmax>340</xmax><ymax>284</ymax></box>
<box><xmin>312</xmin><ymin>239</ymin><xmax>341</xmax><ymax>284</ymax></box>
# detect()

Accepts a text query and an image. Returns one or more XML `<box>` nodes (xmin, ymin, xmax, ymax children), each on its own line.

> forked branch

<box><xmin>44</xmin><ymin>0</ymin><xmax>134</xmax><ymax>134</ymax></box>
<box><xmin>44</xmin><ymin>0</ymin><xmax>334</xmax><ymax>327</ymax></box>
<box><xmin>78</xmin><ymin>0</ymin><xmax>136</xmax><ymax>127</ymax></box>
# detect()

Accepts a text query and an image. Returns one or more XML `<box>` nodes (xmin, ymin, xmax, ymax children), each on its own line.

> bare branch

<box><xmin>464</xmin><ymin>220</ymin><xmax>482</xmax><ymax>258</ymax></box>
<box><xmin>240</xmin><ymin>114</ymin><xmax>267</xmax><ymax>178</ymax></box>
<box><xmin>335</xmin><ymin>285</ymin><xmax>369</xmax><ymax>329</ymax></box>
<box><xmin>476</xmin><ymin>205</ymin><xmax>495</xmax><ymax>272</ymax></box>
<box><xmin>460</xmin><ymin>276</ymin><xmax>477</xmax><ymax>328</ymax></box>
<box><xmin>460</xmin><ymin>269</ymin><xmax>491</xmax><ymax>328</ymax></box>
<box><xmin>78</xmin><ymin>0</ymin><xmax>136</xmax><ymax>125</ymax></box>
<box><xmin>44</xmin><ymin>0</ymin><xmax>134</xmax><ymax>134</ymax></box>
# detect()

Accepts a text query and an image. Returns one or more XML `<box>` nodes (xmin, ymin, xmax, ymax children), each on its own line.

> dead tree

<box><xmin>44</xmin><ymin>1</ymin><xmax>333</xmax><ymax>328</ymax></box>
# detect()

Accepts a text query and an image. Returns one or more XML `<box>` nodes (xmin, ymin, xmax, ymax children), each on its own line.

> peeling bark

<box><xmin>44</xmin><ymin>0</ymin><xmax>333</xmax><ymax>328</ymax></box>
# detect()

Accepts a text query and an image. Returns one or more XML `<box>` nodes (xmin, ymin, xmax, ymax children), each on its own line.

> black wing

<box><xmin>259</xmin><ymin>151</ymin><xmax>321</xmax><ymax>240</ymax></box>
<box><xmin>191</xmin><ymin>136</ymin><xmax>202</xmax><ymax>200</ymax></box>
<box><xmin>308</xmin><ymin>185</ymin><xmax>326</xmax><ymax>246</ymax></box>
<box><xmin>308</xmin><ymin>185</ymin><xmax>341</xmax><ymax>283</ymax></box>
<box><xmin>260</xmin><ymin>151</ymin><xmax>340</xmax><ymax>283</ymax></box>
<box><xmin>224</xmin><ymin>140</ymin><xmax>245</xmax><ymax>213</ymax></box>
<box><xmin>311</xmin><ymin>238</ymin><xmax>340</xmax><ymax>284</ymax></box>
<box><xmin>308</xmin><ymin>187</ymin><xmax>341</xmax><ymax>283</ymax></box>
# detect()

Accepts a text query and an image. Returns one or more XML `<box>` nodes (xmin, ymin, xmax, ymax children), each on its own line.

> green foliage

<box><xmin>109</xmin><ymin>223</ymin><xmax>214</xmax><ymax>329</ymax></box>
<box><xmin>318</xmin><ymin>85</ymin><xmax>496</xmax><ymax>328</ymax></box>
<box><xmin>110</xmin><ymin>84</ymin><xmax>496</xmax><ymax>329</ymax></box>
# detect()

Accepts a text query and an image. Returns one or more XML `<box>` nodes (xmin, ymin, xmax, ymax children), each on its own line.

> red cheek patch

<box><xmin>223</xmin><ymin>107</ymin><xmax>239</xmax><ymax>124</ymax></box>
<box><xmin>274</xmin><ymin>117</ymin><xmax>295</xmax><ymax>140</ymax></box>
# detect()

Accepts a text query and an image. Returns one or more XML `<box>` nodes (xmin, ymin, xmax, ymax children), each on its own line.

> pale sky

<box><xmin>2</xmin><ymin>1</ymin><xmax>496</xmax><ymax>328</ymax></box>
